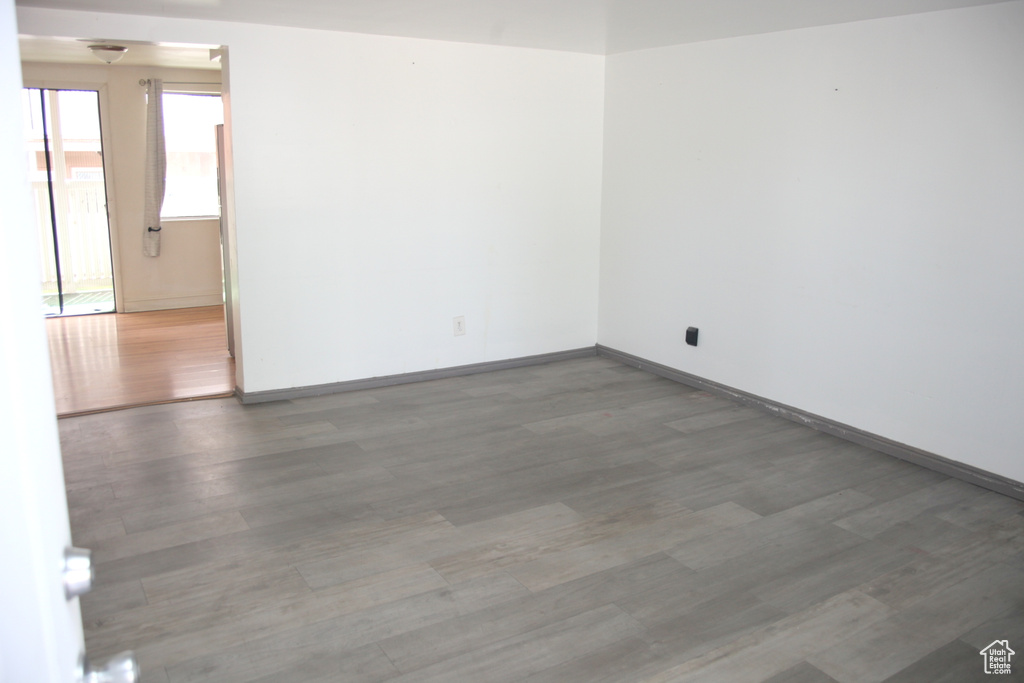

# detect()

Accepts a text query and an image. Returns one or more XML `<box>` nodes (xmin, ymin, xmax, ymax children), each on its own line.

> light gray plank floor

<box><xmin>59</xmin><ymin>357</ymin><xmax>1024</xmax><ymax>682</ymax></box>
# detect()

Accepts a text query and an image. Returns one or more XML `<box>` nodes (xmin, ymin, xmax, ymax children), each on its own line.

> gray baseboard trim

<box><xmin>236</xmin><ymin>346</ymin><xmax>598</xmax><ymax>405</ymax></box>
<box><xmin>597</xmin><ymin>344</ymin><xmax>1024</xmax><ymax>502</ymax></box>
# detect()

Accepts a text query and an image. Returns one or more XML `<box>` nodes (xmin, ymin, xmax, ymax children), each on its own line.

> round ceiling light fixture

<box><xmin>88</xmin><ymin>44</ymin><xmax>128</xmax><ymax>64</ymax></box>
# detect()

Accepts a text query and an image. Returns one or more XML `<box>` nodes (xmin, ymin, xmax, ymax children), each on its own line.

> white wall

<box><xmin>22</xmin><ymin>4</ymin><xmax>1019</xmax><ymax>486</ymax></box>
<box><xmin>22</xmin><ymin>61</ymin><xmax>226</xmax><ymax>312</ymax></box>
<box><xmin>599</xmin><ymin>2</ymin><xmax>1024</xmax><ymax>482</ymax></box>
<box><xmin>117</xmin><ymin>218</ymin><xmax>223</xmax><ymax>311</ymax></box>
<box><xmin>18</xmin><ymin>8</ymin><xmax>606</xmax><ymax>395</ymax></box>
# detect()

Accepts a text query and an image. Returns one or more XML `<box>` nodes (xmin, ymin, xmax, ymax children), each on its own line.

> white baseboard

<box><xmin>123</xmin><ymin>294</ymin><xmax>223</xmax><ymax>312</ymax></box>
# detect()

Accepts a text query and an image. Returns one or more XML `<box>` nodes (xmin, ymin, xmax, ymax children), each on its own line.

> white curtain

<box><xmin>143</xmin><ymin>78</ymin><xmax>166</xmax><ymax>257</ymax></box>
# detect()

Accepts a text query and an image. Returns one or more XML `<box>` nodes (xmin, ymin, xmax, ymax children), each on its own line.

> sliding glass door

<box><xmin>23</xmin><ymin>88</ymin><xmax>115</xmax><ymax>316</ymax></box>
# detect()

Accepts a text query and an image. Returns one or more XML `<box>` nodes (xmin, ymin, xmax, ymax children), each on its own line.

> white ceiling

<box><xmin>18</xmin><ymin>36</ymin><xmax>222</xmax><ymax>69</ymax></box>
<box><xmin>16</xmin><ymin>0</ymin><xmax>1014</xmax><ymax>55</ymax></box>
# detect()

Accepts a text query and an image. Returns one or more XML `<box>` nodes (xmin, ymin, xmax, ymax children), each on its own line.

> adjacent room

<box><xmin>2</xmin><ymin>0</ymin><xmax>1022</xmax><ymax>680</ymax></box>
<box><xmin>20</xmin><ymin>39</ymin><xmax>235</xmax><ymax>415</ymax></box>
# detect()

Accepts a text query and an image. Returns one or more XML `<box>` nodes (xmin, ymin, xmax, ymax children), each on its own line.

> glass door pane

<box><xmin>24</xmin><ymin>88</ymin><xmax>115</xmax><ymax>316</ymax></box>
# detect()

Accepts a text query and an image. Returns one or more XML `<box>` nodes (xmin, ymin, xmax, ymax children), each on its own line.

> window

<box><xmin>160</xmin><ymin>93</ymin><xmax>224</xmax><ymax>219</ymax></box>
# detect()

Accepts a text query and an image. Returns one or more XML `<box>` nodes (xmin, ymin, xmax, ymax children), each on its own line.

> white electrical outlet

<box><xmin>453</xmin><ymin>316</ymin><xmax>466</xmax><ymax>336</ymax></box>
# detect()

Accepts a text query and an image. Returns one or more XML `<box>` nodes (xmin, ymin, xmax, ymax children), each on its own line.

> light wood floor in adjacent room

<box><xmin>46</xmin><ymin>305</ymin><xmax>235</xmax><ymax>417</ymax></box>
<box><xmin>61</xmin><ymin>357</ymin><xmax>1024</xmax><ymax>682</ymax></box>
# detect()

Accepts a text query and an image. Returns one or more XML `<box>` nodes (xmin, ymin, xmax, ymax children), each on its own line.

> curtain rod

<box><xmin>139</xmin><ymin>79</ymin><xmax>220</xmax><ymax>86</ymax></box>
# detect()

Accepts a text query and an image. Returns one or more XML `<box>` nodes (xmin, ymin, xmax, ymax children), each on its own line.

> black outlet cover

<box><xmin>685</xmin><ymin>327</ymin><xmax>699</xmax><ymax>346</ymax></box>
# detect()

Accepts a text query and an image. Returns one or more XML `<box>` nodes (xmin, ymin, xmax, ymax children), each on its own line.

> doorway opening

<box><xmin>20</xmin><ymin>36</ymin><xmax>239</xmax><ymax>415</ymax></box>
<box><xmin>23</xmin><ymin>87</ymin><xmax>116</xmax><ymax>317</ymax></box>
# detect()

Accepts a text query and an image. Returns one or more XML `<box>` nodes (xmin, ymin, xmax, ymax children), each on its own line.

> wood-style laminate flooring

<box><xmin>60</xmin><ymin>357</ymin><xmax>1024</xmax><ymax>682</ymax></box>
<box><xmin>47</xmin><ymin>306</ymin><xmax>234</xmax><ymax>417</ymax></box>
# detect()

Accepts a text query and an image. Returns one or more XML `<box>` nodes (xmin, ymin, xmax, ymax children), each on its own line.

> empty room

<box><xmin>2</xmin><ymin>0</ymin><xmax>1023</xmax><ymax>681</ymax></box>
